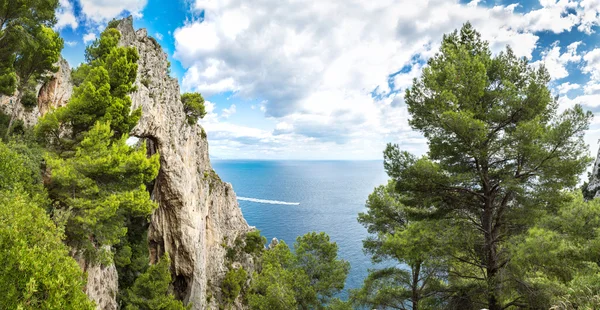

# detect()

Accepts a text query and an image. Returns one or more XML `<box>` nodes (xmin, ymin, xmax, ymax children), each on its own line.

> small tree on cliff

<box><xmin>388</xmin><ymin>23</ymin><xmax>591</xmax><ymax>309</ymax></box>
<box><xmin>181</xmin><ymin>92</ymin><xmax>207</xmax><ymax>125</ymax></box>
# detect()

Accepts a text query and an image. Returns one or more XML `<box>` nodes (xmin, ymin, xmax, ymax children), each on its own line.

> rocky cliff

<box><xmin>0</xmin><ymin>16</ymin><xmax>254</xmax><ymax>310</ymax></box>
<box><xmin>117</xmin><ymin>17</ymin><xmax>253</xmax><ymax>309</ymax></box>
<box><xmin>588</xmin><ymin>146</ymin><xmax>600</xmax><ymax>199</ymax></box>
<box><xmin>0</xmin><ymin>57</ymin><xmax>72</xmax><ymax>127</ymax></box>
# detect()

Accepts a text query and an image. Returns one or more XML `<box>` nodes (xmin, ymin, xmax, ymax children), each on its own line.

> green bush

<box><xmin>20</xmin><ymin>91</ymin><xmax>37</xmax><ymax>109</ymax></box>
<box><xmin>221</xmin><ymin>267</ymin><xmax>247</xmax><ymax>305</ymax></box>
<box><xmin>244</xmin><ymin>230</ymin><xmax>266</xmax><ymax>256</ymax></box>
<box><xmin>181</xmin><ymin>92</ymin><xmax>206</xmax><ymax>125</ymax></box>
<box><xmin>123</xmin><ymin>253</ymin><xmax>188</xmax><ymax>310</ymax></box>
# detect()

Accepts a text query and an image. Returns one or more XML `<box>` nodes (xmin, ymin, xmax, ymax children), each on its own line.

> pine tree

<box><xmin>384</xmin><ymin>23</ymin><xmax>591</xmax><ymax>309</ymax></box>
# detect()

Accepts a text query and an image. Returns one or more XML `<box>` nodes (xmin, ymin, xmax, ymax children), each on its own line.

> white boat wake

<box><xmin>237</xmin><ymin>197</ymin><xmax>300</xmax><ymax>206</ymax></box>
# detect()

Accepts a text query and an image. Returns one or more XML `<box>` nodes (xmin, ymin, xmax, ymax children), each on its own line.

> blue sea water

<box><xmin>211</xmin><ymin>160</ymin><xmax>389</xmax><ymax>298</ymax></box>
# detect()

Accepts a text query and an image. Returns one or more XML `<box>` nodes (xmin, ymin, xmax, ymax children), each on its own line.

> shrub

<box><xmin>221</xmin><ymin>267</ymin><xmax>247</xmax><ymax>305</ymax></box>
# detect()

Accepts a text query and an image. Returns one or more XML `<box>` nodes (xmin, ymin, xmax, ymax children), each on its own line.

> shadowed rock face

<box><xmin>0</xmin><ymin>57</ymin><xmax>72</xmax><ymax>127</ymax></box>
<box><xmin>117</xmin><ymin>17</ymin><xmax>253</xmax><ymax>309</ymax></box>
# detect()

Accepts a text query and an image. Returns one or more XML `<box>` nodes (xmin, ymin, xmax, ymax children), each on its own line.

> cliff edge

<box><xmin>117</xmin><ymin>17</ymin><xmax>253</xmax><ymax>309</ymax></box>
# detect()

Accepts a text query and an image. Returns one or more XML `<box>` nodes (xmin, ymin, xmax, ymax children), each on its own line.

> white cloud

<box><xmin>64</xmin><ymin>40</ymin><xmax>78</xmax><ymax>47</ymax></box>
<box><xmin>531</xmin><ymin>41</ymin><xmax>581</xmax><ymax>80</ymax></box>
<box><xmin>557</xmin><ymin>82</ymin><xmax>581</xmax><ymax>94</ymax></box>
<box><xmin>55</xmin><ymin>0</ymin><xmax>78</xmax><ymax>30</ymax></box>
<box><xmin>79</xmin><ymin>0</ymin><xmax>147</xmax><ymax>23</ymax></box>
<box><xmin>222</xmin><ymin>104</ymin><xmax>237</xmax><ymax>118</ymax></box>
<box><xmin>583</xmin><ymin>48</ymin><xmax>600</xmax><ymax>76</ymax></box>
<box><xmin>83</xmin><ymin>33</ymin><xmax>97</xmax><ymax>44</ymax></box>
<box><xmin>155</xmin><ymin>32</ymin><xmax>163</xmax><ymax>40</ymax></box>
<box><xmin>578</xmin><ymin>0</ymin><xmax>600</xmax><ymax>34</ymax></box>
<box><xmin>177</xmin><ymin>0</ymin><xmax>600</xmax><ymax>159</ymax></box>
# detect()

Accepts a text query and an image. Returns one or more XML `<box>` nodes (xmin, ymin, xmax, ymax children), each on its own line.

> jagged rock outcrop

<box><xmin>0</xmin><ymin>57</ymin><xmax>72</xmax><ymax>127</ymax></box>
<box><xmin>587</xmin><ymin>146</ymin><xmax>600</xmax><ymax>198</ymax></box>
<box><xmin>116</xmin><ymin>17</ymin><xmax>253</xmax><ymax>309</ymax></box>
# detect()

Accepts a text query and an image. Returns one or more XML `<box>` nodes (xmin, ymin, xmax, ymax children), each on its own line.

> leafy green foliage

<box><xmin>181</xmin><ymin>92</ymin><xmax>206</xmax><ymax>125</ymax></box>
<box><xmin>352</xmin><ymin>181</ymin><xmax>447</xmax><ymax>310</ymax></box>
<box><xmin>123</xmin><ymin>253</ymin><xmax>188</xmax><ymax>310</ymax></box>
<box><xmin>221</xmin><ymin>267</ymin><xmax>248</xmax><ymax>305</ymax></box>
<box><xmin>21</xmin><ymin>90</ymin><xmax>38</xmax><ymax>109</ymax></box>
<box><xmin>295</xmin><ymin>232</ymin><xmax>350</xmax><ymax>305</ymax></box>
<box><xmin>0</xmin><ymin>140</ymin><xmax>45</xmax><ymax>198</ymax></box>
<box><xmin>370</xmin><ymin>23</ymin><xmax>592</xmax><ymax>310</ymax></box>
<box><xmin>508</xmin><ymin>192</ymin><xmax>600</xmax><ymax>308</ymax></box>
<box><xmin>14</xmin><ymin>25</ymin><xmax>63</xmax><ymax>90</ymax></box>
<box><xmin>249</xmin><ymin>241</ymin><xmax>311</xmax><ymax>310</ymax></box>
<box><xmin>0</xmin><ymin>0</ymin><xmax>61</xmax><ymax>95</ymax></box>
<box><xmin>249</xmin><ymin>232</ymin><xmax>349</xmax><ymax>309</ymax></box>
<box><xmin>244</xmin><ymin>230</ymin><xmax>266</xmax><ymax>256</ymax></box>
<box><xmin>45</xmin><ymin>122</ymin><xmax>159</xmax><ymax>262</ymax></box>
<box><xmin>0</xmin><ymin>139</ymin><xmax>93</xmax><ymax>309</ymax></box>
<box><xmin>36</xmin><ymin>27</ymin><xmax>140</xmax><ymax>147</ymax></box>
<box><xmin>115</xmin><ymin>216</ymin><xmax>153</xmax><ymax>295</ymax></box>
<box><xmin>0</xmin><ymin>190</ymin><xmax>95</xmax><ymax>310</ymax></box>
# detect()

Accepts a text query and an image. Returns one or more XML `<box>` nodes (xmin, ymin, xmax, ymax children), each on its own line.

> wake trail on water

<box><xmin>237</xmin><ymin>196</ymin><xmax>300</xmax><ymax>206</ymax></box>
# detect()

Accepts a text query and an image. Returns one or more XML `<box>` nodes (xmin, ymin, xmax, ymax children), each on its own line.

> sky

<box><xmin>54</xmin><ymin>0</ymin><xmax>600</xmax><ymax>161</ymax></box>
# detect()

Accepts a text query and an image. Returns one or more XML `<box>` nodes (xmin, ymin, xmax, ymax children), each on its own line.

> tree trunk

<box><xmin>411</xmin><ymin>261</ymin><xmax>421</xmax><ymax>310</ymax></box>
<box><xmin>483</xmin><ymin>201</ymin><xmax>501</xmax><ymax>310</ymax></box>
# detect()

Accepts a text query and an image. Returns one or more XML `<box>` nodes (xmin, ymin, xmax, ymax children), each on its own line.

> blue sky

<box><xmin>55</xmin><ymin>0</ymin><xmax>600</xmax><ymax>160</ymax></box>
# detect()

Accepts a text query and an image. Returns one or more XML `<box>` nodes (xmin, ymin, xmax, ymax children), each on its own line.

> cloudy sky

<box><xmin>56</xmin><ymin>0</ymin><xmax>600</xmax><ymax>160</ymax></box>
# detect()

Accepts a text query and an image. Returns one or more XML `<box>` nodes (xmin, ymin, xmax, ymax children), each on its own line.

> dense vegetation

<box><xmin>351</xmin><ymin>23</ymin><xmax>597</xmax><ymax>310</ymax></box>
<box><xmin>2</xmin><ymin>1</ymin><xmax>600</xmax><ymax>309</ymax></box>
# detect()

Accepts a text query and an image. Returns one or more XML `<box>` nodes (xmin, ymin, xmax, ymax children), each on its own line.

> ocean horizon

<box><xmin>212</xmin><ymin>159</ymin><xmax>390</xmax><ymax>298</ymax></box>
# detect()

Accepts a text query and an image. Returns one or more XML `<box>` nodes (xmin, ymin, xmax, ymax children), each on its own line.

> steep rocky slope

<box><xmin>0</xmin><ymin>57</ymin><xmax>72</xmax><ymax>127</ymax></box>
<box><xmin>117</xmin><ymin>17</ymin><xmax>253</xmax><ymax>309</ymax></box>
<box><xmin>0</xmin><ymin>17</ymin><xmax>254</xmax><ymax>310</ymax></box>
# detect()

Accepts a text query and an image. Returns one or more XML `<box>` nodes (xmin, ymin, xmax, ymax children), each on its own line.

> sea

<box><xmin>211</xmin><ymin>160</ymin><xmax>390</xmax><ymax>298</ymax></box>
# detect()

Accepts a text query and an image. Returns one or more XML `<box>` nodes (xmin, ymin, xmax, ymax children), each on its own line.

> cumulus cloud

<box><xmin>83</xmin><ymin>33</ymin><xmax>97</xmax><ymax>44</ymax></box>
<box><xmin>155</xmin><ymin>32</ymin><xmax>163</xmax><ymax>40</ymax></box>
<box><xmin>55</xmin><ymin>0</ymin><xmax>78</xmax><ymax>30</ymax></box>
<box><xmin>176</xmin><ymin>0</ymin><xmax>598</xmax><ymax>158</ymax></box>
<box><xmin>583</xmin><ymin>48</ymin><xmax>600</xmax><ymax>94</ymax></box>
<box><xmin>532</xmin><ymin>41</ymin><xmax>581</xmax><ymax>80</ymax></box>
<box><xmin>557</xmin><ymin>82</ymin><xmax>581</xmax><ymax>94</ymax></box>
<box><xmin>79</xmin><ymin>0</ymin><xmax>147</xmax><ymax>23</ymax></box>
<box><xmin>64</xmin><ymin>40</ymin><xmax>78</xmax><ymax>47</ymax></box>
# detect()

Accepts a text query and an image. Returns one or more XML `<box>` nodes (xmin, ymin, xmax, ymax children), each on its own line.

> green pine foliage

<box><xmin>45</xmin><ymin>121</ymin><xmax>159</xmax><ymax>262</ymax></box>
<box><xmin>352</xmin><ymin>181</ymin><xmax>447</xmax><ymax>310</ymax></box>
<box><xmin>221</xmin><ymin>267</ymin><xmax>248</xmax><ymax>305</ymax></box>
<box><xmin>181</xmin><ymin>92</ymin><xmax>207</xmax><ymax>125</ymax></box>
<box><xmin>249</xmin><ymin>232</ymin><xmax>349</xmax><ymax>309</ymax></box>
<box><xmin>123</xmin><ymin>253</ymin><xmax>188</xmax><ymax>310</ymax></box>
<box><xmin>0</xmin><ymin>0</ymin><xmax>61</xmax><ymax>96</ymax></box>
<box><xmin>0</xmin><ymin>140</ymin><xmax>94</xmax><ymax>309</ymax></box>
<box><xmin>355</xmin><ymin>23</ymin><xmax>593</xmax><ymax>310</ymax></box>
<box><xmin>0</xmin><ymin>190</ymin><xmax>95</xmax><ymax>310</ymax></box>
<box><xmin>36</xmin><ymin>27</ymin><xmax>141</xmax><ymax>148</ymax></box>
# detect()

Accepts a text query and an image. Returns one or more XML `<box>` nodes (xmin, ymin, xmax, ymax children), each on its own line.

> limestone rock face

<box><xmin>38</xmin><ymin>57</ymin><xmax>73</xmax><ymax>116</ymax></box>
<box><xmin>0</xmin><ymin>57</ymin><xmax>72</xmax><ymax>127</ymax></box>
<box><xmin>74</xmin><ymin>250</ymin><xmax>119</xmax><ymax>310</ymax></box>
<box><xmin>117</xmin><ymin>17</ymin><xmax>252</xmax><ymax>309</ymax></box>
<box><xmin>588</xmin><ymin>147</ymin><xmax>600</xmax><ymax>198</ymax></box>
